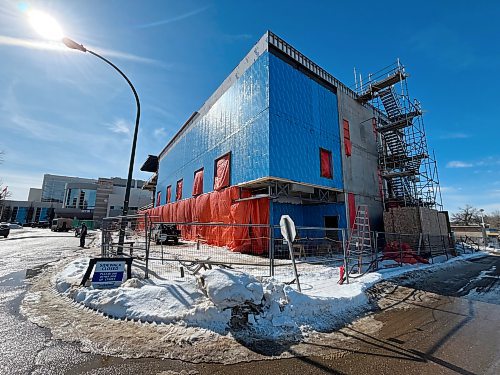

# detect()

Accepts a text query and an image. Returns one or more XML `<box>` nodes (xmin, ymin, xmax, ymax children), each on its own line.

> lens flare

<box><xmin>28</xmin><ymin>10</ymin><xmax>63</xmax><ymax>41</ymax></box>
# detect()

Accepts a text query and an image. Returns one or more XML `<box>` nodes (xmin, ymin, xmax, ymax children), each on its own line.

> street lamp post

<box><xmin>61</xmin><ymin>38</ymin><xmax>140</xmax><ymax>254</ymax></box>
<box><xmin>27</xmin><ymin>8</ymin><xmax>141</xmax><ymax>255</ymax></box>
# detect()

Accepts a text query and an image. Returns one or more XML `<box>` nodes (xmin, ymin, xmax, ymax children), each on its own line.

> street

<box><xmin>0</xmin><ymin>228</ymin><xmax>499</xmax><ymax>374</ymax></box>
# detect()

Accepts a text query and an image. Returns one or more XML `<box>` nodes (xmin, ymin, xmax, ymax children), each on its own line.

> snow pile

<box><xmin>53</xmin><ymin>251</ymin><xmax>488</xmax><ymax>340</ymax></box>
<box><xmin>201</xmin><ymin>269</ymin><xmax>263</xmax><ymax>309</ymax></box>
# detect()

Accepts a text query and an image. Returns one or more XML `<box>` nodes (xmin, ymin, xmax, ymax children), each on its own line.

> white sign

<box><xmin>280</xmin><ymin>215</ymin><xmax>296</xmax><ymax>243</ymax></box>
<box><xmin>91</xmin><ymin>261</ymin><xmax>125</xmax><ymax>288</ymax></box>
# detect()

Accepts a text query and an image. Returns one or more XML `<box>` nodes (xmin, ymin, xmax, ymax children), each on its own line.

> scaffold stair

<box><xmin>356</xmin><ymin>69</ymin><xmax>407</xmax><ymax>103</ymax></box>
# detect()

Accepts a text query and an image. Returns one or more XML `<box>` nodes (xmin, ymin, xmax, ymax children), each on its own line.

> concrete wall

<box><xmin>337</xmin><ymin>92</ymin><xmax>383</xmax><ymax>230</ymax></box>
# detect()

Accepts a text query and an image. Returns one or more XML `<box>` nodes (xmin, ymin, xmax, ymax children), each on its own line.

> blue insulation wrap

<box><xmin>157</xmin><ymin>52</ymin><xmax>271</xmax><ymax>200</ymax></box>
<box><xmin>269</xmin><ymin>53</ymin><xmax>343</xmax><ymax>190</ymax></box>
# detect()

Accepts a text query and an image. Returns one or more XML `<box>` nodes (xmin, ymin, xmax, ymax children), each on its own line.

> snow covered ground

<box><xmin>51</xmin><ymin>249</ymin><xmax>489</xmax><ymax>341</ymax></box>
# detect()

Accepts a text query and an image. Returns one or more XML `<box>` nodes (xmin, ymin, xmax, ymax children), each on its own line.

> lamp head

<box><xmin>62</xmin><ymin>37</ymin><xmax>87</xmax><ymax>52</ymax></box>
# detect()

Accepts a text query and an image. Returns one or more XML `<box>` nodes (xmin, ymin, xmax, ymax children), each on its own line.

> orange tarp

<box><xmin>140</xmin><ymin>186</ymin><xmax>269</xmax><ymax>254</ymax></box>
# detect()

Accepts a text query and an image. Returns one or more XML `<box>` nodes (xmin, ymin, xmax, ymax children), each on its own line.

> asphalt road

<box><xmin>0</xmin><ymin>228</ymin><xmax>498</xmax><ymax>374</ymax></box>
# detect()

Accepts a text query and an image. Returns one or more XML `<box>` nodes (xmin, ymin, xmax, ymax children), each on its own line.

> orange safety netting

<box><xmin>140</xmin><ymin>186</ymin><xmax>269</xmax><ymax>254</ymax></box>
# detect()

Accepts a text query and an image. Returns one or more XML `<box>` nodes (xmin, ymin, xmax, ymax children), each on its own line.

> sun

<box><xmin>28</xmin><ymin>10</ymin><xmax>63</xmax><ymax>41</ymax></box>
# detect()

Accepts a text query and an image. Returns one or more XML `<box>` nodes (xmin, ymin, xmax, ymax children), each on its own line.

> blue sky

<box><xmin>0</xmin><ymin>0</ymin><xmax>499</xmax><ymax>214</ymax></box>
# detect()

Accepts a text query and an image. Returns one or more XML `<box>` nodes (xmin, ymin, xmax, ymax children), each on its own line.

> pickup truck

<box><xmin>153</xmin><ymin>224</ymin><xmax>181</xmax><ymax>245</ymax></box>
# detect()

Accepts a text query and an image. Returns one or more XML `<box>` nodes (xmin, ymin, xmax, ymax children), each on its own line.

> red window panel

<box><xmin>156</xmin><ymin>191</ymin><xmax>161</xmax><ymax>207</ymax></box>
<box><xmin>166</xmin><ymin>185</ymin><xmax>171</xmax><ymax>203</ymax></box>
<box><xmin>320</xmin><ymin>148</ymin><xmax>333</xmax><ymax>179</ymax></box>
<box><xmin>348</xmin><ymin>193</ymin><xmax>356</xmax><ymax>228</ymax></box>
<box><xmin>192</xmin><ymin>168</ymin><xmax>204</xmax><ymax>196</ymax></box>
<box><xmin>343</xmin><ymin>119</ymin><xmax>352</xmax><ymax>157</ymax></box>
<box><xmin>343</xmin><ymin>119</ymin><xmax>350</xmax><ymax>140</ymax></box>
<box><xmin>214</xmin><ymin>153</ymin><xmax>230</xmax><ymax>191</ymax></box>
<box><xmin>176</xmin><ymin>179</ymin><xmax>183</xmax><ymax>201</ymax></box>
<box><xmin>345</xmin><ymin>139</ymin><xmax>352</xmax><ymax>156</ymax></box>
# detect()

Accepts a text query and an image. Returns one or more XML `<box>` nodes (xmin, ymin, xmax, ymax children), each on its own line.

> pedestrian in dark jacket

<box><xmin>80</xmin><ymin>223</ymin><xmax>88</xmax><ymax>248</ymax></box>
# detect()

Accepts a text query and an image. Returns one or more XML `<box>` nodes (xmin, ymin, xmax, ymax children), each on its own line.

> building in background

<box><xmin>142</xmin><ymin>31</ymin><xmax>447</xmax><ymax>250</ymax></box>
<box><xmin>41</xmin><ymin>174</ymin><xmax>96</xmax><ymax>203</ymax></box>
<box><xmin>27</xmin><ymin>188</ymin><xmax>42</xmax><ymax>202</ymax></box>
<box><xmin>1</xmin><ymin>174</ymin><xmax>152</xmax><ymax>226</ymax></box>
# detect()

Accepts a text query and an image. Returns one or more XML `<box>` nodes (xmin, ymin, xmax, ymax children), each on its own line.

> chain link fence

<box><xmin>100</xmin><ymin>214</ymin><xmax>457</xmax><ymax>283</ymax></box>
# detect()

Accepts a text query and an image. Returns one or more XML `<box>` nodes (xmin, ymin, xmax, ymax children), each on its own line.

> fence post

<box><xmin>428</xmin><ymin>234</ymin><xmax>433</xmax><ymax>263</ymax></box>
<box><xmin>269</xmin><ymin>224</ymin><xmax>275</xmax><ymax>277</ymax></box>
<box><xmin>374</xmin><ymin>231</ymin><xmax>379</xmax><ymax>271</ymax></box>
<box><xmin>145</xmin><ymin>213</ymin><xmax>150</xmax><ymax>279</ymax></box>
<box><xmin>442</xmin><ymin>235</ymin><xmax>449</xmax><ymax>260</ymax></box>
<box><xmin>399</xmin><ymin>234</ymin><xmax>403</xmax><ymax>267</ymax></box>
<box><xmin>342</xmin><ymin>228</ymin><xmax>349</xmax><ymax>284</ymax></box>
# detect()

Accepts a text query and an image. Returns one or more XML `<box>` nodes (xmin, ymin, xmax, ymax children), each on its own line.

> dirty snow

<box><xmin>52</xmin><ymin>250</ymin><xmax>489</xmax><ymax>340</ymax></box>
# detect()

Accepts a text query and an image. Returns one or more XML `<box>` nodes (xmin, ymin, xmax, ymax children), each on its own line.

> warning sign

<box><xmin>91</xmin><ymin>261</ymin><xmax>125</xmax><ymax>288</ymax></box>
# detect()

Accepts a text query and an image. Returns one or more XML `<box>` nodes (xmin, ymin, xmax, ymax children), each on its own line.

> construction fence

<box><xmin>100</xmin><ymin>214</ymin><xmax>459</xmax><ymax>283</ymax></box>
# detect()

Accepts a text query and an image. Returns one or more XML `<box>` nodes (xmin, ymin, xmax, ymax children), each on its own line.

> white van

<box><xmin>51</xmin><ymin>218</ymin><xmax>73</xmax><ymax>232</ymax></box>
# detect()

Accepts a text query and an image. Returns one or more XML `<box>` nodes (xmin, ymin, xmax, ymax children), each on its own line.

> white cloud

<box><xmin>446</xmin><ymin>161</ymin><xmax>473</xmax><ymax>168</ymax></box>
<box><xmin>0</xmin><ymin>35</ymin><xmax>164</xmax><ymax>66</ymax></box>
<box><xmin>108</xmin><ymin>119</ymin><xmax>131</xmax><ymax>135</ymax></box>
<box><xmin>154</xmin><ymin>127</ymin><xmax>167</xmax><ymax>138</ymax></box>
<box><xmin>439</xmin><ymin>132</ymin><xmax>470</xmax><ymax>139</ymax></box>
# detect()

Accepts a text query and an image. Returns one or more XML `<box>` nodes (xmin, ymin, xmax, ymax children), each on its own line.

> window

<box><xmin>343</xmin><ymin>119</ymin><xmax>352</xmax><ymax>157</ymax></box>
<box><xmin>176</xmin><ymin>179</ymin><xmax>183</xmax><ymax>201</ymax></box>
<box><xmin>166</xmin><ymin>185</ymin><xmax>172</xmax><ymax>203</ymax></box>
<box><xmin>320</xmin><ymin>148</ymin><xmax>333</xmax><ymax>179</ymax></box>
<box><xmin>156</xmin><ymin>191</ymin><xmax>161</xmax><ymax>207</ymax></box>
<box><xmin>214</xmin><ymin>153</ymin><xmax>231</xmax><ymax>191</ymax></box>
<box><xmin>192</xmin><ymin>168</ymin><xmax>204</xmax><ymax>196</ymax></box>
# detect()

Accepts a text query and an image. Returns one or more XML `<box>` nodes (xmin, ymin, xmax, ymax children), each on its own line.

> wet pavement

<box><xmin>0</xmin><ymin>228</ymin><xmax>499</xmax><ymax>374</ymax></box>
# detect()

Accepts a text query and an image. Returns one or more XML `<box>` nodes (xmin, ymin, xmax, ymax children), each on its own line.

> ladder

<box><xmin>347</xmin><ymin>205</ymin><xmax>372</xmax><ymax>273</ymax></box>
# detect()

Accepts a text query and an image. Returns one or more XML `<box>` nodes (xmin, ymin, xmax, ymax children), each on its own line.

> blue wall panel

<box><xmin>272</xmin><ymin>202</ymin><xmax>346</xmax><ymax>228</ymax></box>
<box><xmin>269</xmin><ymin>53</ymin><xmax>343</xmax><ymax>190</ymax></box>
<box><xmin>156</xmin><ymin>53</ymin><xmax>270</xmax><ymax>204</ymax></box>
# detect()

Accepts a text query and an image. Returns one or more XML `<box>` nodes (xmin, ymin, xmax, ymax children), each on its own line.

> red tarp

<box><xmin>348</xmin><ymin>192</ymin><xmax>356</xmax><ymax>228</ymax></box>
<box><xmin>192</xmin><ymin>169</ymin><xmax>204</xmax><ymax>196</ymax></box>
<box><xmin>214</xmin><ymin>154</ymin><xmax>230</xmax><ymax>191</ymax></box>
<box><xmin>382</xmin><ymin>241</ymin><xmax>430</xmax><ymax>265</ymax></box>
<box><xmin>320</xmin><ymin>148</ymin><xmax>332</xmax><ymax>179</ymax></box>
<box><xmin>140</xmin><ymin>186</ymin><xmax>269</xmax><ymax>254</ymax></box>
<box><xmin>176</xmin><ymin>180</ymin><xmax>183</xmax><ymax>201</ymax></box>
<box><xmin>166</xmin><ymin>185</ymin><xmax>171</xmax><ymax>203</ymax></box>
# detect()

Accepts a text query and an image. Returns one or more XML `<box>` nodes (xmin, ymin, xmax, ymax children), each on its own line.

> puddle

<box><xmin>0</xmin><ymin>264</ymin><xmax>50</xmax><ymax>288</ymax></box>
<box><xmin>0</xmin><ymin>270</ymin><xmax>27</xmax><ymax>287</ymax></box>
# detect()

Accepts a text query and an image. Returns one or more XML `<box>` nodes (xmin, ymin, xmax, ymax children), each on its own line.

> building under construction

<box><xmin>141</xmin><ymin>31</ymin><xmax>447</xmax><ymax>250</ymax></box>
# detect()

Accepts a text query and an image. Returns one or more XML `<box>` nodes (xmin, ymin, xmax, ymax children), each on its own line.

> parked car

<box><xmin>0</xmin><ymin>224</ymin><xmax>10</xmax><ymax>238</ymax></box>
<box><xmin>51</xmin><ymin>218</ymin><xmax>73</xmax><ymax>232</ymax></box>
<box><xmin>32</xmin><ymin>221</ymin><xmax>50</xmax><ymax>228</ymax></box>
<box><xmin>153</xmin><ymin>224</ymin><xmax>181</xmax><ymax>245</ymax></box>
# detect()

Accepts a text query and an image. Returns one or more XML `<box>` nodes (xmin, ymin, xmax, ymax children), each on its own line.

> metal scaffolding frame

<box><xmin>355</xmin><ymin>60</ymin><xmax>442</xmax><ymax>210</ymax></box>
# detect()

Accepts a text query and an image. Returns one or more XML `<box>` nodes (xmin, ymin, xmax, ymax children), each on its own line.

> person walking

<box><xmin>80</xmin><ymin>222</ymin><xmax>87</xmax><ymax>248</ymax></box>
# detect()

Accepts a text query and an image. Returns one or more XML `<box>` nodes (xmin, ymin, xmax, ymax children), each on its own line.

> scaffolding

<box><xmin>355</xmin><ymin>60</ymin><xmax>442</xmax><ymax>210</ymax></box>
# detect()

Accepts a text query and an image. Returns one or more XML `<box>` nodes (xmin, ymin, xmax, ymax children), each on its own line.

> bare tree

<box><xmin>0</xmin><ymin>150</ymin><xmax>11</xmax><ymax>205</ymax></box>
<box><xmin>451</xmin><ymin>204</ymin><xmax>481</xmax><ymax>225</ymax></box>
<box><xmin>485</xmin><ymin>209</ymin><xmax>500</xmax><ymax>229</ymax></box>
